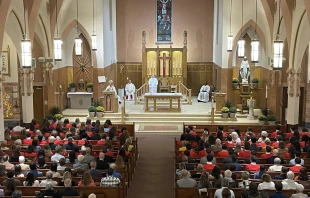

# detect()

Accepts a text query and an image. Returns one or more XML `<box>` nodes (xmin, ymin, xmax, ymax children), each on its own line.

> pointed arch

<box><xmin>228</xmin><ymin>19</ymin><xmax>267</xmax><ymax>68</ymax></box>
<box><xmin>0</xmin><ymin>0</ymin><xmax>11</xmax><ymax>56</ymax></box>
<box><xmin>260</xmin><ymin>0</ymin><xmax>274</xmax><ymax>40</ymax></box>
<box><xmin>303</xmin><ymin>0</ymin><xmax>310</xmax><ymax>26</ymax></box>
<box><xmin>61</xmin><ymin>19</ymin><xmax>97</xmax><ymax>67</ymax></box>
<box><xmin>281</xmin><ymin>0</ymin><xmax>293</xmax><ymax>49</ymax></box>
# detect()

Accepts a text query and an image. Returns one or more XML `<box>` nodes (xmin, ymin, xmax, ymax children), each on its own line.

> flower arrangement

<box><xmin>69</xmin><ymin>82</ymin><xmax>76</xmax><ymax>88</ymax></box>
<box><xmin>258</xmin><ymin>115</ymin><xmax>267</xmax><ymax>121</ymax></box>
<box><xmin>232</xmin><ymin>78</ymin><xmax>239</xmax><ymax>83</ymax></box>
<box><xmin>88</xmin><ymin>106</ymin><xmax>96</xmax><ymax>112</ymax></box>
<box><xmin>266</xmin><ymin>115</ymin><xmax>276</xmax><ymax>121</ymax></box>
<box><xmin>54</xmin><ymin>114</ymin><xmax>63</xmax><ymax>120</ymax></box>
<box><xmin>86</xmin><ymin>83</ymin><xmax>93</xmax><ymax>88</ymax></box>
<box><xmin>229</xmin><ymin>107</ymin><xmax>237</xmax><ymax>113</ymax></box>
<box><xmin>96</xmin><ymin>106</ymin><xmax>104</xmax><ymax>112</ymax></box>
<box><xmin>45</xmin><ymin>114</ymin><xmax>54</xmax><ymax>120</ymax></box>
<box><xmin>221</xmin><ymin>107</ymin><xmax>229</xmax><ymax>113</ymax></box>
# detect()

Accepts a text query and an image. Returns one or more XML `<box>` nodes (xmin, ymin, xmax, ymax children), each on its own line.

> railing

<box><xmin>135</xmin><ymin>82</ymin><xmax>148</xmax><ymax>104</ymax></box>
<box><xmin>178</xmin><ymin>81</ymin><xmax>192</xmax><ymax>105</ymax></box>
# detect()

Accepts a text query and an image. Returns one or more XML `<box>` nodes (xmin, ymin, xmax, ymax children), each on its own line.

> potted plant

<box><xmin>225</xmin><ymin>101</ymin><xmax>232</xmax><ymax>109</ymax></box>
<box><xmin>229</xmin><ymin>107</ymin><xmax>237</xmax><ymax>118</ymax></box>
<box><xmin>232</xmin><ymin>78</ymin><xmax>239</xmax><ymax>89</ymax></box>
<box><xmin>96</xmin><ymin>106</ymin><xmax>104</xmax><ymax>117</ymax></box>
<box><xmin>50</xmin><ymin>106</ymin><xmax>60</xmax><ymax>115</ymax></box>
<box><xmin>258</xmin><ymin>115</ymin><xmax>266</xmax><ymax>125</ymax></box>
<box><xmin>88</xmin><ymin>106</ymin><xmax>96</xmax><ymax>117</ymax></box>
<box><xmin>267</xmin><ymin>115</ymin><xmax>276</xmax><ymax>125</ymax></box>
<box><xmin>221</xmin><ymin>107</ymin><xmax>229</xmax><ymax>118</ymax></box>
<box><xmin>54</xmin><ymin>114</ymin><xmax>63</xmax><ymax>121</ymax></box>
<box><xmin>45</xmin><ymin>114</ymin><xmax>54</xmax><ymax>123</ymax></box>
<box><xmin>69</xmin><ymin>83</ymin><xmax>77</xmax><ymax>92</ymax></box>
<box><xmin>252</xmin><ymin>78</ymin><xmax>259</xmax><ymax>89</ymax></box>
<box><xmin>86</xmin><ymin>83</ymin><xmax>93</xmax><ymax>92</ymax></box>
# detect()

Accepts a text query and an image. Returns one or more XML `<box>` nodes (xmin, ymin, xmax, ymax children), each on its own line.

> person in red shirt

<box><xmin>290</xmin><ymin>158</ymin><xmax>304</xmax><ymax>173</ymax></box>
<box><xmin>178</xmin><ymin>144</ymin><xmax>197</xmax><ymax>158</ymax></box>
<box><xmin>24</xmin><ymin>145</ymin><xmax>37</xmax><ymax>157</ymax></box>
<box><xmin>245</xmin><ymin>157</ymin><xmax>260</xmax><ymax>172</ymax></box>
<box><xmin>225</xmin><ymin>135</ymin><xmax>236</xmax><ymax>147</ymax></box>
<box><xmin>271</xmin><ymin>136</ymin><xmax>283</xmax><ymax>148</ymax></box>
<box><xmin>260</xmin><ymin>146</ymin><xmax>273</xmax><ymax>158</ymax></box>
<box><xmin>217</xmin><ymin>144</ymin><xmax>229</xmax><ymax>157</ymax></box>
<box><xmin>301</xmin><ymin>128</ymin><xmax>309</xmax><ymax>137</ymax></box>
<box><xmin>238</xmin><ymin>142</ymin><xmax>251</xmax><ymax>158</ymax></box>
<box><xmin>188</xmin><ymin>125</ymin><xmax>197</xmax><ymax>136</ymax></box>
<box><xmin>271</xmin><ymin>125</ymin><xmax>282</xmax><ymax>138</ymax></box>
<box><xmin>22</xmin><ymin>132</ymin><xmax>33</xmax><ymax>145</ymax></box>
<box><xmin>203</xmin><ymin>154</ymin><xmax>215</xmax><ymax>172</ymax></box>
<box><xmin>286</xmin><ymin>125</ymin><xmax>296</xmax><ymax>138</ymax></box>
<box><xmin>97</xmin><ymin>134</ymin><xmax>107</xmax><ymax>145</ymax></box>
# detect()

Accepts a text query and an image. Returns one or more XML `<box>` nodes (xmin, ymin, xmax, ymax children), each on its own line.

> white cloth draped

<box><xmin>105</xmin><ymin>85</ymin><xmax>121</xmax><ymax>102</ymax></box>
<box><xmin>148</xmin><ymin>77</ymin><xmax>158</xmax><ymax>93</ymax></box>
<box><xmin>197</xmin><ymin>85</ymin><xmax>210</xmax><ymax>102</ymax></box>
<box><xmin>125</xmin><ymin>83</ymin><xmax>136</xmax><ymax>100</ymax></box>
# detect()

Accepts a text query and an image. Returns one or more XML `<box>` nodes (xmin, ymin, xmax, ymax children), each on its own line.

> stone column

<box><xmin>19</xmin><ymin>68</ymin><xmax>35</xmax><ymax>124</ymax></box>
<box><xmin>0</xmin><ymin>74</ymin><xmax>4</xmax><ymax>141</ymax></box>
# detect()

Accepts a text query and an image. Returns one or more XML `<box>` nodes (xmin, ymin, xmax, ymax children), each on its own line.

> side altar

<box><xmin>67</xmin><ymin>92</ymin><xmax>93</xmax><ymax>109</ymax></box>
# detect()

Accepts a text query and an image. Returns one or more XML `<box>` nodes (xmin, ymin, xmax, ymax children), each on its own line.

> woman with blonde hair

<box><xmin>193</xmin><ymin>164</ymin><xmax>204</xmax><ymax>179</ymax></box>
<box><xmin>78</xmin><ymin>172</ymin><xmax>96</xmax><ymax>187</ymax></box>
<box><xmin>257</xmin><ymin>174</ymin><xmax>275</xmax><ymax>190</ymax></box>
<box><xmin>278</xmin><ymin>141</ymin><xmax>288</xmax><ymax>158</ymax></box>
<box><xmin>115</xmin><ymin>155</ymin><xmax>125</xmax><ymax>170</ymax></box>
<box><xmin>58</xmin><ymin>171</ymin><xmax>76</xmax><ymax>186</ymax></box>
<box><xmin>238</xmin><ymin>171</ymin><xmax>251</xmax><ymax>189</ymax></box>
<box><xmin>198</xmin><ymin>172</ymin><xmax>212</xmax><ymax>188</ymax></box>
<box><xmin>4</xmin><ymin>129</ymin><xmax>10</xmax><ymax>141</ymax></box>
<box><xmin>44</xmin><ymin>145</ymin><xmax>53</xmax><ymax>157</ymax></box>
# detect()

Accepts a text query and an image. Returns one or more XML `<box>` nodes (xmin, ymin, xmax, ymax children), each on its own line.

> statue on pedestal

<box><xmin>240</xmin><ymin>56</ymin><xmax>250</xmax><ymax>84</ymax></box>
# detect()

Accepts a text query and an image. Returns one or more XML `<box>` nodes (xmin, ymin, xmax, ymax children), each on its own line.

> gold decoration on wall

<box><xmin>42</xmin><ymin>63</ymin><xmax>54</xmax><ymax>85</ymax></box>
<box><xmin>287</xmin><ymin>68</ymin><xmax>295</xmax><ymax>97</ymax></box>
<box><xmin>0</xmin><ymin>74</ymin><xmax>4</xmax><ymax>109</ymax></box>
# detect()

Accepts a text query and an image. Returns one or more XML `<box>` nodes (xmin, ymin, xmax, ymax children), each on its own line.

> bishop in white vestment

<box><xmin>197</xmin><ymin>83</ymin><xmax>210</xmax><ymax>103</ymax></box>
<box><xmin>105</xmin><ymin>80</ymin><xmax>121</xmax><ymax>103</ymax></box>
<box><xmin>148</xmin><ymin>75</ymin><xmax>158</xmax><ymax>93</ymax></box>
<box><xmin>125</xmin><ymin>80</ymin><xmax>136</xmax><ymax>100</ymax></box>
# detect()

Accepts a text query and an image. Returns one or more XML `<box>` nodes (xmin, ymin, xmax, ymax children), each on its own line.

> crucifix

<box><xmin>159</xmin><ymin>53</ymin><xmax>170</xmax><ymax>77</ymax></box>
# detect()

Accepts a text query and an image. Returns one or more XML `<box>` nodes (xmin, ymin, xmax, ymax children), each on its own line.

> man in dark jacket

<box><xmin>54</xmin><ymin>179</ymin><xmax>78</xmax><ymax>198</ymax></box>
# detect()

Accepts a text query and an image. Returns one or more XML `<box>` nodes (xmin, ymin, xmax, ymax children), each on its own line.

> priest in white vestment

<box><xmin>197</xmin><ymin>83</ymin><xmax>210</xmax><ymax>103</ymax></box>
<box><xmin>105</xmin><ymin>80</ymin><xmax>121</xmax><ymax>103</ymax></box>
<box><xmin>125</xmin><ymin>80</ymin><xmax>136</xmax><ymax>100</ymax></box>
<box><xmin>148</xmin><ymin>75</ymin><xmax>158</xmax><ymax>93</ymax></box>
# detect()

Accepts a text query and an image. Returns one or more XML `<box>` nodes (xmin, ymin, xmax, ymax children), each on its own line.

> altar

<box><xmin>144</xmin><ymin>93</ymin><xmax>182</xmax><ymax>112</ymax></box>
<box><xmin>67</xmin><ymin>92</ymin><xmax>93</xmax><ymax>109</ymax></box>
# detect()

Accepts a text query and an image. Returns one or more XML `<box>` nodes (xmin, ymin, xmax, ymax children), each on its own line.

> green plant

<box><xmin>69</xmin><ymin>83</ymin><xmax>76</xmax><ymax>88</ymax></box>
<box><xmin>86</xmin><ymin>83</ymin><xmax>93</xmax><ymax>88</ymax></box>
<box><xmin>54</xmin><ymin>114</ymin><xmax>63</xmax><ymax>120</ymax></box>
<box><xmin>88</xmin><ymin>106</ymin><xmax>96</xmax><ymax>112</ymax></box>
<box><xmin>229</xmin><ymin>107</ymin><xmax>237</xmax><ymax>113</ymax></box>
<box><xmin>92</xmin><ymin>100</ymin><xmax>103</xmax><ymax>107</ymax></box>
<box><xmin>267</xmin><ymin>115</ymin><xmax>276</xmax><ymax>121</ymax></box>
<box><xmin>232</xmin><ymin>78</ymin><xmax>239</xmax><ymax>83</ymax></box>
<box><xmin>225</xmin><ymin>101</ymin><xmax>232</xmax><ymax>109</ymax></box>
<box><xmin>252</xmin><ymin>78</ymin><xmax>259</xmax><ymax>83</ymax></box>
<box><xmin>261</xmin><ymin>108</ymin><xmax>268</xmax><ymax>116</ymax></box>
<box><xmin>96</xmin><ymin>106</ymin><xmax>104</xmax><ymax>112</ymax></box>
<box><xmin>221</xmin><ymin>107</ymin><xmax>229</xmax><ymax>113</ymax></box>
<box><xmin>45</xmin><ymin>114</ymin><xmax>54</xmax><ymax>120</ymax></box>
<box><xmin>49</xmin><ymin>106</ymin><xmax>60</xmax><ymax>115</ymax></box>
<box><xmin>258</xmin><ymin>115</ymin><xmax>266</xmax><ymax>121</ymax></box>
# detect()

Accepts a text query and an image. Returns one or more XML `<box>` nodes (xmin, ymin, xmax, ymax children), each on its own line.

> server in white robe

<box><xmin>125</xmin><ymin>80</ymin><xmax>136</xmax><ymax>100</ymax></box>
<box><xmin>105</xmin><ymin>80</ymin><xmax>121</xmax><ymax>103</ymax></box>
<box><xmin>148</xmin><ymin>75</ymin><xmax>158</xmax><ymax>93</ymax></box>
<box><xmin>197</xmin><ymin>83</ymin><xmax>210</xmax><ymax>102</ymax></box>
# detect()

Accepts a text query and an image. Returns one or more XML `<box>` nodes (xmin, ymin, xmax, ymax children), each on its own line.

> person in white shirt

<box><xmin>289</xmin><ymin>151</ymin><xmax>305</xmax><ymax>165</ymax></box>
<box><xmin>105</xmin><ymin>80</ymin><xmax>121</xmax><ymax>103</ymax></box>
<box><xmin>148</xmin><ymin>75</ymin><xmax>158</xmax><ymax>93</ymax></box>
<box><xmin>125</xmin><ymin>80</ymin><xmax>136</xmax><ymax>100</ymax></box>
<box><xmin>257</xmin><ymin>131</ymin><xmax>270</xmax><ymax>143</ymax></box>
<box><xmin>238</xmin><ymin>171</ymin><xmax>251</xmax><ymax>189</ymax></box>
<box><xmin>282</xmin><ymin>171</ymin><xmax>299</xmax><ymax>190</ymax></box>
<box><xmin>51</xmin><ymin>146</ymin><xmax>64</xmax><ymax>163</ymax></box>
<box><xmin>18</xmin><ymin>156</ymin><xmax>30</xmax><ymax>170</ymax></box>
<box><xmin>214</xmin><ymin>178</ymin><xmax>235</xmax><ymax>198</ymax></box>
<box><xmin>268</xmin><ymin>157</ymin><xmax>283</xmax><ymax>172</ymax></box>
<box><xmin>257</xmin><ymin>174</ymin><xmax>275</xmax><ymax>190</ymax></box>
<box><xmin>39</xmin><ymin>171</ymin><xmax>58</xmax><ymax>187</ymax></box>
<box><xmin>197</xmin><ymin>83</ymin><xmax>210</xmax><ymax>103</ymax></box>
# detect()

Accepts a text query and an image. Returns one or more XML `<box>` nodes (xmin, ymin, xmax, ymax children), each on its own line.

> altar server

<box><xmin>197</xmin><ymin>82</ymin><xmax>210</xmax><ymax>103</ymax></box>
<box><xmin>125</xmin><ymin>80</ymin><xmax>136</xmax><ymax>100</ymax></box>
<box><xmin>148</xmin><ymin>75</ymin><xmax>158</xmax><ymax>93</ymax></box>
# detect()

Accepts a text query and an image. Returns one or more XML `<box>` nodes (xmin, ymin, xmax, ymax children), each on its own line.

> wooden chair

<box><xmin>159</xmin><ymin>78</ymin><xmax>170</xmax><ymax>92</ymax></box>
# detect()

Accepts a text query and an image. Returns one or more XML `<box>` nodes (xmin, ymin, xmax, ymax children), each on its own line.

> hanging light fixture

<box><xmin>21</xmin><ymin>1</ymin><xmax>32</xmax><ymax>67</ymax></box>
<box><xmin>238</xmin><ymin>0</ymin><xmax>244</xmax><ymax>58</ymax></box>
<box><xmin>251</xmin><ymin>0</ymin><xmax>259</xmax><ymax>63</ymax></box>
<box><xmin>54</xmin><ymin>0</ymin><xmax>63</xmax><ymax>61</ymax></box>
<box><xmin>91</xmin><ymin>0</ymin><xmax>97</xmax><ymax>50</ymax></box>
<box><xmin>75</xmin><ymin>0</ymin><xmax>82</xmax><ymax>56</ymax></box>
<box><xmin>227</xmin><ymin>0</ymin><xmax>233</xmax><ymax>52</ymax></box>
<box><xmin>273</xmin><ymin>0</ymin><xmax>283</xmax><ymax>70</ymax></box>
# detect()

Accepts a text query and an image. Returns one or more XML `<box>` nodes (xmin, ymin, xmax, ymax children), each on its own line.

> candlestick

<box><xmin>59</xmin><ymin>85</ymin><xmax>62</xmax><ymax>89</ymax></box>
<box><xmin>266</xmin><ymin>84</ymin><xmax>268</xmax><ymax>98</ymax></box>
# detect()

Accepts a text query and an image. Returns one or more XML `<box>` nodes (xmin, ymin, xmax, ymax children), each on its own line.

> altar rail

<box><xmin>178</xmin><ymin>81</ymin><xmax>192</xmax><ymax>105</ymax></box>
<box><xmin>135</xmin><ymin>82</ymin><xmax>148</xmax><ymax>104</ymax></box>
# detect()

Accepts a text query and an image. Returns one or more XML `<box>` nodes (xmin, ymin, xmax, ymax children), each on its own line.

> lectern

<box><xmin>102</xmin><ymin>91</ymin><xmax>119</xmax><ymax>113</ymax></box>
<box><xmin>215</xmin><ymin>93</ymin><xmax>226</xmax><ymax>113</ymax></box>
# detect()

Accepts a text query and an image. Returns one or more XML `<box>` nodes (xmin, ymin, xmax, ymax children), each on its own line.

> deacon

<box><xmin>148</xmin><ymin>75</ymin><xmax>158</xmax><ymax>93</ymax></box>
<box><xmin>105</xmin><ymin>80</ymin><xmax>121</xmax><ymax>103</ymax></box>
<box><xmin>125</xmin><ymin>80</ymin><xmax>136</xmax><ymax>100</ymax></box>
<box><xmin>197</xmin><ymin>82</ymin><xmax>210</xmax><ymax>103</ymax></box>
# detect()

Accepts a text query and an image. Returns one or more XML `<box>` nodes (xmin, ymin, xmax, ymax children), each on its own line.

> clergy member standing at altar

<box><xmin>148</xmin><ymin>75</ymin><xmax>158</xmax><ymax>93</ymax></box>
<box><xmin>105</xmin><ymin>80</ymin><xmax>121</xmax><ymax>103</ymax></box>
<box><xmin>125</xmin><ymin>80</ymin><xmax>136</xmax><ymax>100</ymax></box>
<box><xmin>197</xmin><ymin>82</ymin><xmax>210</xmax><ymax>103</ymax></box>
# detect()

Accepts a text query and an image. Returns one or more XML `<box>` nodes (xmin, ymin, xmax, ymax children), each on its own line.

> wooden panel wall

<box><xmin>117</xmin><ymin>63</ymin><xmax>143</xmax><ymax>90</ymax></box>
<box><xmin>187</xmin><ymin>62</ymin><xmax>213</xmax><ymax>95</ymax></box>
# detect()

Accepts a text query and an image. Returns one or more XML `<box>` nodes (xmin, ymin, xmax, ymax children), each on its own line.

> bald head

<box><xmin>46</xmin><ymin>171</ymin><xmax>53</xmax><ymax>179</ymax></box>
<box><xmin>272</xmin><ymin>149</ymin><xmax>279</xmax><ymax>156</ymax></box>
<box><xmin>88</xmin><ymin>193</ymin><xmax>96</xmax><ymax>198</ymax></box>
<box><xmin>77</xmin><ymin>155</ymin><xmax>84</xmax><ymax>162</ymax></box>
<box><xmin>99</xmin><ymin>153</ymin><xmax>105</xmax><ymax>160</ymax></box>
<box><xmin>64</xmin><ymin>179</ymin><xmax>72</xmax><ymax>187</ymax></box>
<box><xmin>181</xmin><ymin>169</ymin><xmax>188</xmax><ymax>178</ymax></box>
<box><xmin>86</xmin><ymin>147</ymin><xmax>91</xmax><ymax>154</ymax></box>
<box><xmin>110</xmin><ymin>163</ymin><xmax>116</xmax><ymax>170</ymax></box>
<box><xmin>90</xmin><ymin>161</ymin><xmax>97</xmax><ymax>169</ymax></box>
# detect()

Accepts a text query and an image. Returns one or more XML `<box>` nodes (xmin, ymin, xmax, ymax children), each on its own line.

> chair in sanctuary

<box><xmin>159</xmin><ymin>78</ymin><xmax>170</xmax><ymax>92</ymax></box>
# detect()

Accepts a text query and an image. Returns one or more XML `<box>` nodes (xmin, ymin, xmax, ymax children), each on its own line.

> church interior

<box><xmin>1</xmin><ymin>0</ymin><xmax>310</xmax><ymax>197</ymax></box>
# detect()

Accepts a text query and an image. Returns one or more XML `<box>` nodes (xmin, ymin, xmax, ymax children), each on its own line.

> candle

<box><xmin>59</xmin><ymin>85</ymin><xmax>62</xmax><ymax>89</ymax></box>
<box><xmin>266</xmin><ymin>84</ymin><xmax>268</xmax><ymax>98</ymax></box>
